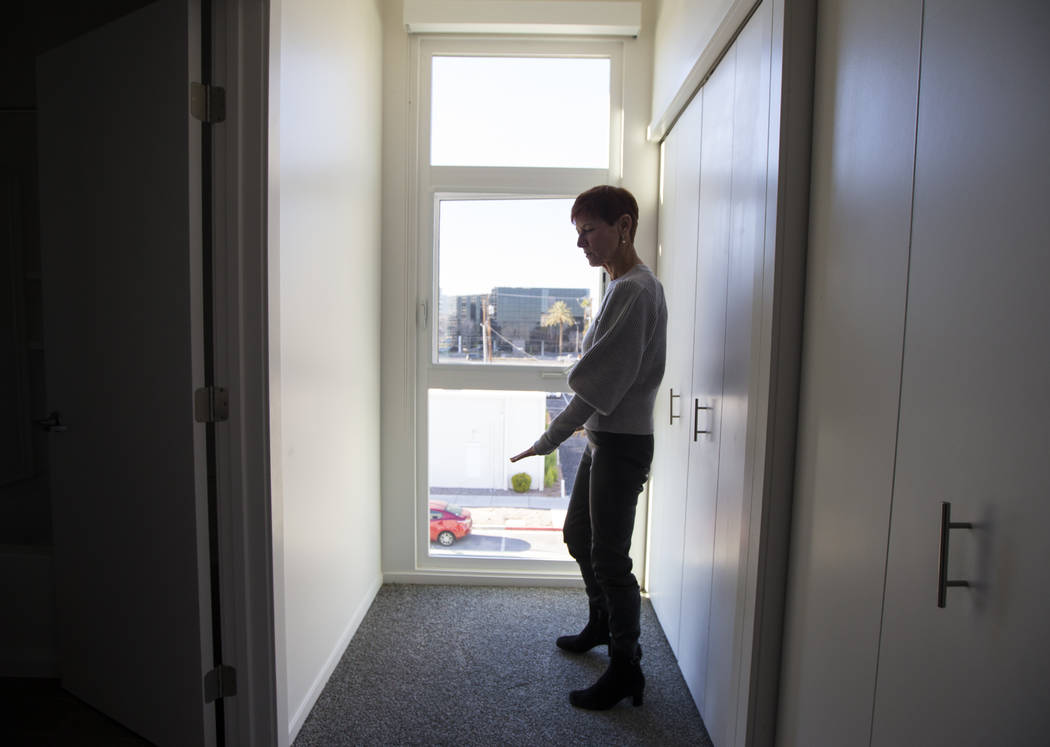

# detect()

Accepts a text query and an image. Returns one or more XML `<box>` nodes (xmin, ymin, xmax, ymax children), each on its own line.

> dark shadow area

<box><xmin>0</xmin><ymin>677</ymin><xmax>154</xmax><ymax>745</ymax></box>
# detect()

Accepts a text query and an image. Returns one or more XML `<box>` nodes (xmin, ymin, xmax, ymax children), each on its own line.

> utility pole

<box><xmin>482</xmin><ymin>294</ymin><xmax>493</xmax><ymax>362</ymax></box>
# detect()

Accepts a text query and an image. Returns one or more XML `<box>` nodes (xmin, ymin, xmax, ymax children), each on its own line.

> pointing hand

<box><xmin>509</xmin><ymin>446</ymin><xmax>537</xmax><ymax>463</ymax></box>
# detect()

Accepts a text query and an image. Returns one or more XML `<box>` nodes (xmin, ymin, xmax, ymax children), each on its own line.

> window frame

<box><xmin>410</xmin><ymin>36</ymin><xmax>624</xmax><ymax>576</ymax></box>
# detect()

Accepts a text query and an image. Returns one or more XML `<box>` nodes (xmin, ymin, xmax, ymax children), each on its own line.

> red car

<box><xmin>429</xmin><ymin>500</ymin><xmax>473</xmax><ymax>546</ymax></box>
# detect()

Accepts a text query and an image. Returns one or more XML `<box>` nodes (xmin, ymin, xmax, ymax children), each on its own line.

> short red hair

<box><xmin>571</xmin><ymin>185</ymin><xmax>639</xmax><ymax>241</ymax></box>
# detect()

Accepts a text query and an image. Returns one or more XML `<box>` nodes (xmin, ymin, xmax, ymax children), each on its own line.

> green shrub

<box><xmin>511</xmin><ymin>472</ymin><xmax>532</xmax><ymax>493</ymax></box>
<box><xmin>543</xmin><ymin>450</ymin><xmax>559</xmax><ymax>488</ymax></box>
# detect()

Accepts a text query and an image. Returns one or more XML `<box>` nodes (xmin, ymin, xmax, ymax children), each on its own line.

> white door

<box><xmin>710</xmin><ymin>2</ymin><xmax>774</xmax><ymax>730</ymax></box>
<box><xmin>650</xmin><ymin>92</ymin><xmax>703</xmax><ymax>653</ymax></box>
<box><xmin>677</xmin><ymin>47</ymin><xmax>734</xmax><ymax>716</ymax></box>
<box><xmin>871</xmin><ymin>1</ymin><xmax>1050</xmax><ymax>744</ymax></box>
<box><xmin>37</xmin><ymin>2</ymin><xmax>216</xmax><ymax>744</ymax></box>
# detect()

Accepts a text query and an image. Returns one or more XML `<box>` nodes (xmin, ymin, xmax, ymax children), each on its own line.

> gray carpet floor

<box><xmin>294</xmin><ymin>584</ymin><xmax>712</xmax><ymax>746</ymax></box>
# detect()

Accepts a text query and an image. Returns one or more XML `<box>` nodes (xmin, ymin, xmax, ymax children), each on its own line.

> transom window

<box><xmin>430</xmin><ymin>56</ymin><xmax>611</xmax><ymax>168</ymax></box>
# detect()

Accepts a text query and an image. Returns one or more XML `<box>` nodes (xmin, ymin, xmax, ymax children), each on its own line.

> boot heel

<box><xmin>569</xmin><ymin>654</ymin><xmax>645</xmax><ymax>710</ymax></box>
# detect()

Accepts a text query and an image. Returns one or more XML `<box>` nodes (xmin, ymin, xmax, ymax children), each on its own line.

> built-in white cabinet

<box><xmin>650</xmin><ymin>92</ymin><xmax>702</xmax><ymax>660</ymax></box>
<box><xmin>650</xmin><ymin>2</ymin><xmax>785</xmax><ymax>745</ymax></box>
<box><xmin>648</xmin><ymin>0</ymin><xmax>815</xmax><ymax>742</ymax></box>
<box><xmin>680</xmin><ymin>57</ymin><xmax>727</xmax><ymax>716</ymax></box>
<box><xmin>872</xmin><ymin>1</ymin><xmax>1050</xmax><ymax>743</ymax></box>
<box><xmin>779</xmin><ymin>1</ymin><xmax>1050</xmax><ymax>744</ymax></box>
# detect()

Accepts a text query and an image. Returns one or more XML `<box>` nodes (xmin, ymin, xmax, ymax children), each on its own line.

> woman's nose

<box><xmin>577</xmin><ymin>235</ymin><xmax>586</xmax><ymax>248</ymax></box>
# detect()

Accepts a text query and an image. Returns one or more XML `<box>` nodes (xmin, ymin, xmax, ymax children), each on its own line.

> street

<box><xmin>430</xmin><ymin>525</ymin><xmax>571</xmax><ymax>561</ymax></box>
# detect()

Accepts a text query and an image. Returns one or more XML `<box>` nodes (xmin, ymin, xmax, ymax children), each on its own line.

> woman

<box><xmin>510</xmin><ymin>185</ymin><xmax>667</xmax><ymax>710</ymax></box>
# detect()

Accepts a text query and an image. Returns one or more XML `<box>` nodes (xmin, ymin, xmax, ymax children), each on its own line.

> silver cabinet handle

<box><xmin>693</xmin><ymin>399</ymin><xmax>712</xmax><ymax>441</ymax></box>
<box><xmin>669</xmin><ymin>388</ymin><xmax>681</xmax><ymax>424</ymax></box>
<box><xmin>937</xmin><ymin>501</ymin><xmax>973</xmax><ymax>608</ymax></box>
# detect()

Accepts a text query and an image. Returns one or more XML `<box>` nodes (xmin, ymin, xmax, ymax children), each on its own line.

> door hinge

<box><xmin>194</xmin><ymin>386</ymin><xmax>230</xmax><ymax>423</ymax></box>
<box><xmin>190</xmin><ymin>82</ymin><xmax>226</xmax><ymax>123</ymax></box>
<box><xmin>204</xmin><ymin>664</ymin><xmax>237</xmax><ymax>703</ymax></box>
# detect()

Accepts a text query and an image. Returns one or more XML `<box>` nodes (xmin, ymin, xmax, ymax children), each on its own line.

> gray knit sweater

<box><xmin>532</xmin><ymin>264</ymin><xmax>667</xmax><ymax>455</ymax></box>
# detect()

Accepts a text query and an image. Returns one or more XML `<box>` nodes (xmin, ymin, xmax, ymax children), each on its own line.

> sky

<box><xmin>431</xmin><ymin>56</ymin><xmax>610</xmax><ymax>168</ymax></box>
<box><xmin>430</xmin><ymin>55</ymin><xmax>611</xmax><ymax>302</ymax></box>
<box><xmin>438</xmin><ymin>198</ymin><xmax>601</xmax><ymax>300</ymax></box>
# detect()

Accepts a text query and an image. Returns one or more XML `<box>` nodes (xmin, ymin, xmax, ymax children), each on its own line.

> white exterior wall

<box><xmin>428</xmin><ymin>390</ymin><xmax>546</xmax><ymax>491</ymax></box>
<box><xmin>268</xmin><ymin>0</ymin><xmax>384</xmax><ymax>743</ymax></box>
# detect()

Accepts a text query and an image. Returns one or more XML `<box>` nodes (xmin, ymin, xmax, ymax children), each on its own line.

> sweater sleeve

<box><xmin>565</xmin><ymin>281</ymin><xmax>656</xmax><ymax>416</ymax></box>
<box><xmin>532</xmin><ymin>394</ymin><xmax>595</xmax><ymax>455</ymax></box>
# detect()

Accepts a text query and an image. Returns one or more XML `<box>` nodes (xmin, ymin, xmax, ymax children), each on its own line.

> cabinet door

<box><xmin>701</xmin><ymin>7</ymin><xmax>772</xmax><ymax>742</ymax></box>
<box><xmin>872</xmin><ymin>2</ymin><xmax>1050</xmax><ymax>744</ymax></box>
<box><xmin>676</xmin><ymin>46</ymin><xmax>734</xmax><ymax>715</ymax></box>
<box><xmin>650</xmin><ymin>92</ymin><xmax>703</xmax><ymax>654</ymax></box>
<box><xmin>775</xmin><ymin>0</ymin><xmax>922</xmax><ymax>742</ymax></box>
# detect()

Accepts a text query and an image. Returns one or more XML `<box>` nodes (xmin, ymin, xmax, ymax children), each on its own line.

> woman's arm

<box><xmin>532</xmin><ymin>395</ymin><xmax>595</xmax><ymax>454</ymax></box>
<box><xmin>509</xmin><ymin>394</ymin><xmax>595</xmax><ymax>461</ymax></box>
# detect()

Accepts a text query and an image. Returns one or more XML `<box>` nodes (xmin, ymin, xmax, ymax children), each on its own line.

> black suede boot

<box><xmin>568</xmin><ymin>645</ymin><xmax>644</xmax><ymax>710</ymax></box>
<box><xmin>556</xmin><ymin>605</ymin><xmax>610</xmax><ymax>653</ymax></box>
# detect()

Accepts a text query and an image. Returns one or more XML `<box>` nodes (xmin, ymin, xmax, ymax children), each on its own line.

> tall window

<box><xmin>415</xmin><ymin>38</ymin><xmax>623</xmax><ymax>571</ymax></box>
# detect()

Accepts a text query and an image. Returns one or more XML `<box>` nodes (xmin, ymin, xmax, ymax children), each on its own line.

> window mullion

<box><xmin>429</xmin><ymin>166</ymin><xmax>609</xmax><ymax>195</ymax></box>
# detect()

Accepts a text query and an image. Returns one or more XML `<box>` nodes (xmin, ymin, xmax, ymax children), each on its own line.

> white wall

<box><xmin>268</xmin><ymin>0</ymin><xmax>384</xmax><ymax>742</ymax></box>
<box><xmin>651</xmin><ymin>0</ymin><xmax>735</xmax><ymax>126</ymax></box>
<box><xmin>380</xmin><ymin>0</ymin><xmax>660</xmax><ymax>582</ymax></box>
<box><xmin>428</xmin><ymin>390</ymin><xmax>546</xmax><ymax>491</ymax></box>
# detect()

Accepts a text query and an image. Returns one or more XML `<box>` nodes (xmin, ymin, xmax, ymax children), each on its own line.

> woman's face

<box><xmin>574</xmin><ymin>212</ymin><xmax>623</xmax><ymax>268</ymax></box>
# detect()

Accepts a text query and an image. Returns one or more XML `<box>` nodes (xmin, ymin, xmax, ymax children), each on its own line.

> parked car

<box><xmin>429</xmin><ymin>500</ymin><xmax>473</xmax><ymax>546</ymax></box>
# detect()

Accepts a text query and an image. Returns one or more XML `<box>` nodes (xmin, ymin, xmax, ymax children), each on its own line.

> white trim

<box><xmin>646</xmin><ymin>0</ymin><xmax>760</xmax><ymax>143</ymax></box>
<box><xmin>384</xmin><ymin>570</ymin><xmax>585</xmax><ymax>587</ymax></box>
<box><xmin>286</xmin><ymin>576</ymin><xmax>383</xmax><ymax>743</ymax></box>
<box><xmin>427</xmin><ymin>365</ymin><xmax>570</xmax><ymax>391</ymax></box>
<box><xmin>211</xmin><ymin>0</ymin><xmax>280</xmax><ymax>744</ymax></box>
<box><xmin>429</xmin><ymin>167</ymin><xmax>609</xmax><ymax>194</ymax></box>
<box><xmin>266</xmin><ymin>2</ymin><xmax>288</xmax><ymax>740</ymax></box>
<box><xmin>404</xmin><ymin>0</ymin><xmax>641</xmax><ymax>37</ymax></box>
<box><xmin>409</xmin><ymin>35</ymin><xmax>623</xmax><ymax>578</ymax></box>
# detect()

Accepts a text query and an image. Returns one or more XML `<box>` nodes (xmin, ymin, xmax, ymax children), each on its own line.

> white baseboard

<box><xmin>383</xmin><ymin>570</ymin><xmax>584</xmax><ymax>588</ymax></box>
<box><xmin>286</xmin><ymin>574</ymin><xmax>383</xmax><ymax>744</ymax></box>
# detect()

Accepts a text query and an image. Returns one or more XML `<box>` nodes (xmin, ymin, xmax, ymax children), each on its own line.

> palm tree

<box><xmin>578</xmin><ymin>297</ymin><xmax>592</xmax><ymax>351</ymax></box>
<box><xmin>541</xmin><ymin>300</ymin><xmax>576</xmax><ymax>355</ymax></box>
